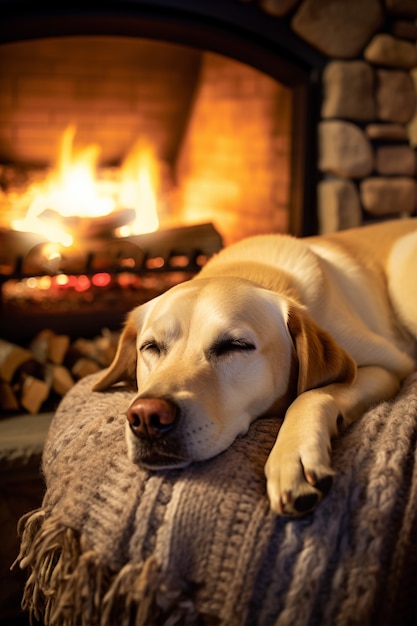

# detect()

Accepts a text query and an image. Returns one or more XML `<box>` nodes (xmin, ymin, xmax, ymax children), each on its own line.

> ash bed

<box><xmin>15</xmin><ymin>371</ymin><xmax>417</xmax><ymax>626</ymax></box>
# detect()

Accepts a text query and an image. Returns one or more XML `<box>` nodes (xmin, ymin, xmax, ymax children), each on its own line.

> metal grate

<box><xmin>0</xmin><ymin>223</ymin><xmax>223</xmax><ymax>342</ymax></box>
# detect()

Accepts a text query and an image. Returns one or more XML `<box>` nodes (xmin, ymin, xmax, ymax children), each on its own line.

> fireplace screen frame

<box><xmin>0</xmin><ymin>0</ymin><xmax>325</xmax><ymax>237</ymax></box>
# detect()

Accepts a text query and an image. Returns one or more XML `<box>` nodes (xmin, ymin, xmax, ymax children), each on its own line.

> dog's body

<box><xmin>94</xmin><ymin>219</ymin><xmax>417</xmax><ymax>515</ymax></box>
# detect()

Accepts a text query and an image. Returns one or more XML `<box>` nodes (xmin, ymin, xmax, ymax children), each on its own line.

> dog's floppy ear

<box><xmin>287</xmin><ymin>305</ymin><xmax>356</xmax><ymax>395</ymax></box>
<box><xmin>92</xmin><ymin>310</ymin><xmax>138</xmax><ymax>391</ymax></box>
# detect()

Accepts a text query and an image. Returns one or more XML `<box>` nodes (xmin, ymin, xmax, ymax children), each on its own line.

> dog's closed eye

<box><xmin>141</xmin><ymin>336</ymin><xmax>255</xmax><ymax>363</ymax></box>
<box><xmin>207</xmin><ymin>337</ymin><xmax>256</xmax><ymax>359</ymax></box>
<box><xmin>140</xmin><ymin>340</ymin><xmax>164</xmax><ymax>356</ymax></box>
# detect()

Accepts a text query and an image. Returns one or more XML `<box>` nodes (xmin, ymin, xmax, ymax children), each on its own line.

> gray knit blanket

<box><xmin>16</xmin><ymin>372</ymin><xmax>417</xmax><ymax>626</ymax></box>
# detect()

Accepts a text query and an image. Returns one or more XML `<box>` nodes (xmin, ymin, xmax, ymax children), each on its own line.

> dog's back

<box><xmin>200</xmin><ymin>218</ymin><xmax>417</xmax><ymax>374</ymax></box>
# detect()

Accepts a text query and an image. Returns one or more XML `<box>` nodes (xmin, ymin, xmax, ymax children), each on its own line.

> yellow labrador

<box><xmin>94</xmin><ymin>219</ymin><xmax>417</xmax><ymax>516</ymax></box>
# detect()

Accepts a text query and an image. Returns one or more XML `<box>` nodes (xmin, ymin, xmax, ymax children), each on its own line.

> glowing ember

<box><xmin>12</xmin><ymin>126</ymin><xmax>161</xmax><ymax>245</ymax></box>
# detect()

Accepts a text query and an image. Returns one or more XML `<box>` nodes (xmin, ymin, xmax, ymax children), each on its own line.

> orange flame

<box><xmin>119</xmin><ymin>142</ymin><xmax>160</xmax><ymax>236</ymax></box>
<box><xmin>12</xmin><ymin>126</ymin><xmax>160</xmax><ymax>244</ymax></box>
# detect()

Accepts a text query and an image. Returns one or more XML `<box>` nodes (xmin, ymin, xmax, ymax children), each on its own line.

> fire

<box><xmin>118</xmin><ymin>143</ymin><xmax>160</xmax><ymax>237</ymax></box>
<box><xmin>12</xmin><ymin>126</ymin><xmax>160</xmax><ymax>245</ymax></box>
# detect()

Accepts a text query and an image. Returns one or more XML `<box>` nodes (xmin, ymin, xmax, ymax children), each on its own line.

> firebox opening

<box><xmin>0</xmin><ymin>36</ymin><xmax>294</xmax><ymax>246</ymax></box>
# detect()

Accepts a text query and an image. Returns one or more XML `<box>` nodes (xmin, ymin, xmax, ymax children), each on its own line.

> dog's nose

<box><xmin>127</xmin><ymin>397</ymin><xmax>177</xmax><ymax>438</ymax></box>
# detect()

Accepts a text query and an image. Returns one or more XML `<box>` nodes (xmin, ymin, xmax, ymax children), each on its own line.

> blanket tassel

<box><xmin>13</xmin><ymin>509</ymin><xmax>204</xmax><ymax>626</ymax></box>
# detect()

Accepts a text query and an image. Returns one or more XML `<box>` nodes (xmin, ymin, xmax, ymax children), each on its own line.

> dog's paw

<box><xmin>265</xmin><ymin>444</ymin><xmax>334</xmax><ymax>517</ymax></box>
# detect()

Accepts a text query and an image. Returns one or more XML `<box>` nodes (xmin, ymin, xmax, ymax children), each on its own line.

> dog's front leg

<box><xmin>265</xmin><ymin>366</ymin><xmax>402</xmax><ymax>516</ymax></box>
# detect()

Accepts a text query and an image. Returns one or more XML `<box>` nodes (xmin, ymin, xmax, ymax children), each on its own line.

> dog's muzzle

<box><xmin>126</xmin><ymin>397</ymin><xmax>191</xmax><ymax>469</ymax></box>
<box><xmin>127</xmin><ymin>397</ymin><xmax>178</xmax><ymax>439</ymax></box>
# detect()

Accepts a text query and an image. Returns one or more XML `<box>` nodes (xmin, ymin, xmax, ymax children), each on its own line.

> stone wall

<box><xmin>249</xmin><ymin>0</ymin><xmax>417</xmax><ymax>233</ymax></box>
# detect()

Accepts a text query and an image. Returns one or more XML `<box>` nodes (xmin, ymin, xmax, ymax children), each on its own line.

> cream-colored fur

<box><xmin>94</xmin><ymin>219</ymin><xmax>417</xmax><ymax>516</ymax></box>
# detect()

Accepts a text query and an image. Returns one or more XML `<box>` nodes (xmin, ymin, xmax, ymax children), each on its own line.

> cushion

<box><xmin>15</xmin><ymin>372</ymin><xmax>417</xmax><ymax>626</ymax></box>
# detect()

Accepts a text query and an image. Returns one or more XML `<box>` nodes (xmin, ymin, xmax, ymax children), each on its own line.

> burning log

<box><xmin>0</xmin><ymin>228</ymin><xmax>47</xmax><ymax>274</ymax></box>
<box><xmin>0</xmin><ymin>222</ymin><xmax>222</xmax><ymax>278</ymax></box>
<box><xmin>38</xmin><ymin>208</ymin><xmax>136</xmax><ymax>239</ymax></box>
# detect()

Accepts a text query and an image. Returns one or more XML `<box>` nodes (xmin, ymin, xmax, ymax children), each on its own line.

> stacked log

<box><xmin>0</xmin><ymin>329</ymin><xmax>119</xmax><ymax>414</ymax></box>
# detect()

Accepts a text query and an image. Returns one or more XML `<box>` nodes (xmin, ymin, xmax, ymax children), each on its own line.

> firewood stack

<box><xmin>0</xmin><ymin>330</ymin><xmax>119</xmax><ymax>415</ymax></box>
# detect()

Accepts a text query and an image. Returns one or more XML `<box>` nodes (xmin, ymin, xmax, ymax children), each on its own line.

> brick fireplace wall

<box><xmin>0</xmin><ymin>37</ymin><xmax>202</xmax><ymax>165</ymax></box>
<box><xmin>175</xmin><ymin>53</ymin><xmax>292</xmax><ymax>243</ymax></box>
<box><xmin>252</xmin><ymin>0</ymin><xmax>417</xmax><ymax>233</ymax></box>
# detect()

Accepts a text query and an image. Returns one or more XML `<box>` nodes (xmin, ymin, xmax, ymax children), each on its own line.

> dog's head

<box><xmin>93</xmin><ymin>276</ymin><xmax>356</xmax><ymax>468</ymax></box>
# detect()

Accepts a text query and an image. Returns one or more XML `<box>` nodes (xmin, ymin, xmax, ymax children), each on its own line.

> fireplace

<box><xmin>0</xmin><ymin>1</ymin><xmax>324</xmax><ymax>344</ymax></box>
<box><xmin>2</xmin><ymin>0</ymin><xmax>416</xmax><ymax>414</ymax></box>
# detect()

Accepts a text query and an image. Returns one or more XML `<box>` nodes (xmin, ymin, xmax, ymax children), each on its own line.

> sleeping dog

<box><xmin>94</xmin><ymin>219</ymin><xmax>417</xmax><ymax>516</ymax></box>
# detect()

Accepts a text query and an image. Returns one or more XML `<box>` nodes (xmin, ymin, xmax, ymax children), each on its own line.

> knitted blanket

<box><xmin>16</xmin><ymin>372</ymin><xmax>417</xmax><ymax>626</ymax></box>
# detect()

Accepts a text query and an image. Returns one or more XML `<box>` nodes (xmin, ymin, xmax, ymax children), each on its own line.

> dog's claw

<box><xmin>304</xmin><ymin>470</ymin><xmax>333</xmax><ymax>494</ymax></box>
<box><xmin>305</xmin><ymin>469</ymin><xmax>317</xmax><ymax>486</ymax></box>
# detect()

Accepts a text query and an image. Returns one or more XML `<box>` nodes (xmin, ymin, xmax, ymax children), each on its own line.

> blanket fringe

<box><xmin>102</xmin><ymin>558</ymin><xmax>203</xmax><ymax>626</ymax></box>
<box><xmin>13</xmin><ymin>509</ymin><xmax>205</xmax><ymax>626</ymax></box>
